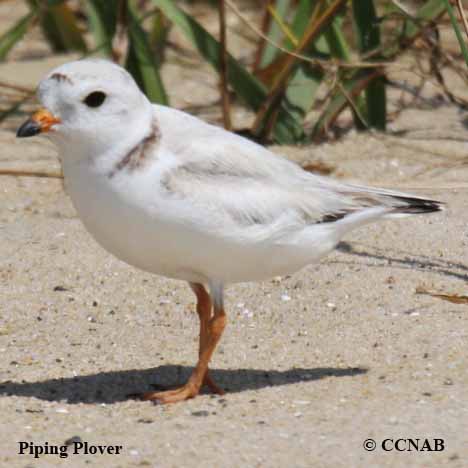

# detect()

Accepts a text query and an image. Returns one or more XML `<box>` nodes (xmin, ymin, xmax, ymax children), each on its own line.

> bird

<box><xmin>16</xmin><ymin>59</ymin><xmax>443</xmax><ymax>404</ymax></box>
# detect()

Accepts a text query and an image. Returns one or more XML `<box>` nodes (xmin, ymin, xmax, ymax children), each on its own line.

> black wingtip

<box><xmin>392</xmin><ymin>196</ymin><xmax>445</xmax><ymax>215</ymax></box>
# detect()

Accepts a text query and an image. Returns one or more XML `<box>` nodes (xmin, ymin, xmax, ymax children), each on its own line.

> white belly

<box><xmin>64</xmin><ymin>167</ymin><xmax>337</xmax><ymax>284</ymax></box>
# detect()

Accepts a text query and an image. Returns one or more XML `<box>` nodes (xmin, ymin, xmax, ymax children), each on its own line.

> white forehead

<box><xmin>45</xmin><ymin>59</ymin><xmax>134</xmax><ymax>85</ymax></box>
<box><xmin>37</xmin><ymin>59</ymin><xmax>141</xmax><ymax>111</ymax></box>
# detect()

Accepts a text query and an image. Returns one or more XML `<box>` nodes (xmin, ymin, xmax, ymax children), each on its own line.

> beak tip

<box><xmin>16</xmin><ymin>118</ymin><xmax>41</xmax><ymax>138</ymax></box>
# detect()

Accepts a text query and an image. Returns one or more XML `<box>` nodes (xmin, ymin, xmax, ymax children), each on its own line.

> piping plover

<box><xmin>17</xmin><ymin>59</ymin><xmax>443</xmax><ymax>403</ymax></box>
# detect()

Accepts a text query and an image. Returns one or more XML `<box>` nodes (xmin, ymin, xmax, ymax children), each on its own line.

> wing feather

<box><xmin>154</xmin><ymin>104</ymin><xmax>441</xmax><ymax>239</ymax></box>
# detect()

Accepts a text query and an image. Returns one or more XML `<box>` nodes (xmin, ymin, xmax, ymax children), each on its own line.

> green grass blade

<box><xmin>290</xmin><ymin>0</ymin><xmax>318</xmax><ymax>39</ymax></box>
<box><xmin>150</xmin><ymin>0</ymin><xmax>304</xmax><ymax>143</ymax></box>
<box><xmin>86</xmin><ymin>1</ymin><xmax>167</xmax><ymax>104</ymax></box>
<box><xmin>126</xmin><ymin>4</ymin><xmax>168</xmax><ymax>105</ymax></box>
<box><xmin>352</xmin><ymin>0</ymin><xmax>386</xmax><ymax>130</ymax></box>
<box><xmin>313</xmin><ymin>0</ymin><xmax>447</xmax><ymax>139</ymax></box>
<box><xmin>260</xmin><ymin>0</ymin><xmax>293</xmax><ymax>68</ymax></box>
<box><xmin>311</xmin><ymin>68</ymin><xmax>383</xmax><ymax>140</ymax></box>
<box><xmin>282</xmin><ymin>1</ymin><xmax>323</xmax><ymax>125</ymax></box>
<box><xmin>149</xmin><ymin>0</ymin><xmax>263</xmax><ymax>106</ymax></box>
<box><xmin>322</xmin><ymin>2</ymin><xmax>368</xmax><ymax>130</ymax></box>
<box><xmin>284</xmin><ymin>66</ymin><xmax>323</xmax><ymax>123</ymax></box>
<box><xmin>85</xmin><ymin>0</ymin><xmax>119</xmax><ymax>56</ymax></box>
<box><xmin>0</xmin><ymin>11</ymin><xmax>36</xmax><ymax>61</ymax></box>
<box><xmin>252</xmin><ymin>0</ymin><xmax>347</xmax><ymax>140</ymax></box>
<box><xmin>385</xmin><ymin>0</ymin><xmax>447</xmax><ymax>58</ymax></box>
<box><xmin>254</xmin><ymin>1</ymin><xmax>324</xmax><ymax>136</ymax></box>
<box><xmin>149</xmin><ymin>10</ymin><xmax>170</xmax><ymax>62</ymax></box>
<box><xmin>441</xmin><ymin>0</ymin><xmax>468</xmax><ymax>66</ymax></box>
<box><xmin>29</xmin><ymin>1</ymin><xmax>87</xmax><ymax>53</ymax></box>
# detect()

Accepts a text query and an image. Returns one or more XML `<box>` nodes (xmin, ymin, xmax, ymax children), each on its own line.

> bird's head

<box><xmin>17</xmin><ymin>59</ymin><xmax>152</xmax><ymax>159</ymax></box>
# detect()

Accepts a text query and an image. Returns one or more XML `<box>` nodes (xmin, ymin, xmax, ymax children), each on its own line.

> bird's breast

<box><xmin>63</xmin><ymin>163</ymin><xmax>202</xmax><ymax>280</ymax></box>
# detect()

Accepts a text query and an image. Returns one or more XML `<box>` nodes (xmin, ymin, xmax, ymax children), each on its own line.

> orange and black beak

<box><xmin>16</xmin><ymin>109</ymin><xmax>61</xmax><ymax>138</ymax></box>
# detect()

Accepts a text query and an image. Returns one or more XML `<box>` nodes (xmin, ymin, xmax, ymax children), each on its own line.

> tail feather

<box><xmin>388</xmin><ymin>195</ymin><xmax>444</xmax><ymax>215</ymax></box>
<box><xmin>332</xmin><ymin>180</ymin><xmax>445</xmax><ymax>217</ymax></box>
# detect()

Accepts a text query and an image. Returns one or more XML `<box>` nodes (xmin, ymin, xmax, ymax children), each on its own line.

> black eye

<box><xmin>83</xmin><ymin>91</ymin><xmax>106</xmax><ymax>108</ymax></box>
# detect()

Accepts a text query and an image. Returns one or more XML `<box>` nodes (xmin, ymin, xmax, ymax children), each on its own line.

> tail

<box><xmin>327</xmin><ymin>187</ymin><xmax>445</xmax><ymax>230</ymax></box>
<box><xmin>338</xmin><ymin>182</ymin><xmax>445</xmax><ymax>217</ymax></box>
<box><xmin>327</xmin><ymin>192</ymin><xmax>445</xmax><ymax>237</ymax></box>
<box><xmin>310</xmin><ymin>176</ymin><xmax>445</xmax><ymax>230</ymax></box>
<box><xmin>386</xmin><ymin>195</ymin><xmax>444</xmax><ymax>216</ymax></box>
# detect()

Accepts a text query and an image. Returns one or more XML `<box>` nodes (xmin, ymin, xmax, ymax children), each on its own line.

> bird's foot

<box><xmin>140</xmin><ymin>372</ymin><xmax>224</xmax><ymax>404</ymax></box>
<box><xmin>141</xmin><ymin>382</ymin><xmax>199</xmax><ymax>404</ymax></box>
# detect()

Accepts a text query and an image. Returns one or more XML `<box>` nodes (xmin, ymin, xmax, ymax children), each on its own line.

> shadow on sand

<box><xmin>335</xmin><ymin>241</ymin><xmax>468</xmax><ymax>282</ymax></box>
<box><xmin>0</xmin><ymin>365</ymin><xmax>367</xmax><ymax>404</ymax></box>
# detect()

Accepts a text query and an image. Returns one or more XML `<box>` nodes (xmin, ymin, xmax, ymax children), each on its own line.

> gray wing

<box><xmin>155</xmin><ymin>105</ymin><xmax>442</xmax><ymax>237</ymax></box>
<box><xmin>159</xmin><ymin>143</ymin><xmax>358</xmax><ymax>232</ymax></box>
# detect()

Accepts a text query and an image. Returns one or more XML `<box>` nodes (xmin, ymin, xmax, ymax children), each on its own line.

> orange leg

<box><xmin>142</xmin><ymin>283</ymin><xmax>226</xmax><ymax>403</ymax></box>
<box><xmin>192</xmin><ymin>283</ymin><xmax>225</xmax><ymax>396</ymax></box>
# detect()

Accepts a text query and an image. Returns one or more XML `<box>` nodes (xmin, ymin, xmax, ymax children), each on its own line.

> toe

<box><xmin>203</xmin><ymin>374</ymin><xmax>225</xmax><ymax>395</ymax></box>
<box><xmin>140</xmin><ymin>383</ymin><xmax>200</xmax><ymax>404</ymax></box>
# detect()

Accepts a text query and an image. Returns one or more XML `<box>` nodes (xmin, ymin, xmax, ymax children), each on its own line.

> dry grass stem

<box><xmin>456</xmin><ymin>0</ymin><xmax>468</xmax><ymax>40</ymax></box>
<box><xmin>112</xmin><ymin>0</ymin><xmax>130</xmax><ymax>66</ymax></box>
<box><xmin>0</xmin><ymin>81</ymin><xmax>34</xmax><ymax>95</ymax></box>
<box><xmin>224</xmin><ymin>0</ymin><xmax>394</xmax><ymax>70</ymax></box>
<box><xmin>219</xmin><ymin>0</ymin><xmax>232</xmax><ymax>130</ymax></box>
<box><xmin>0</xmin><ymin>169</ymin><xmax>63</xmax><ymax>179</ymax></box>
